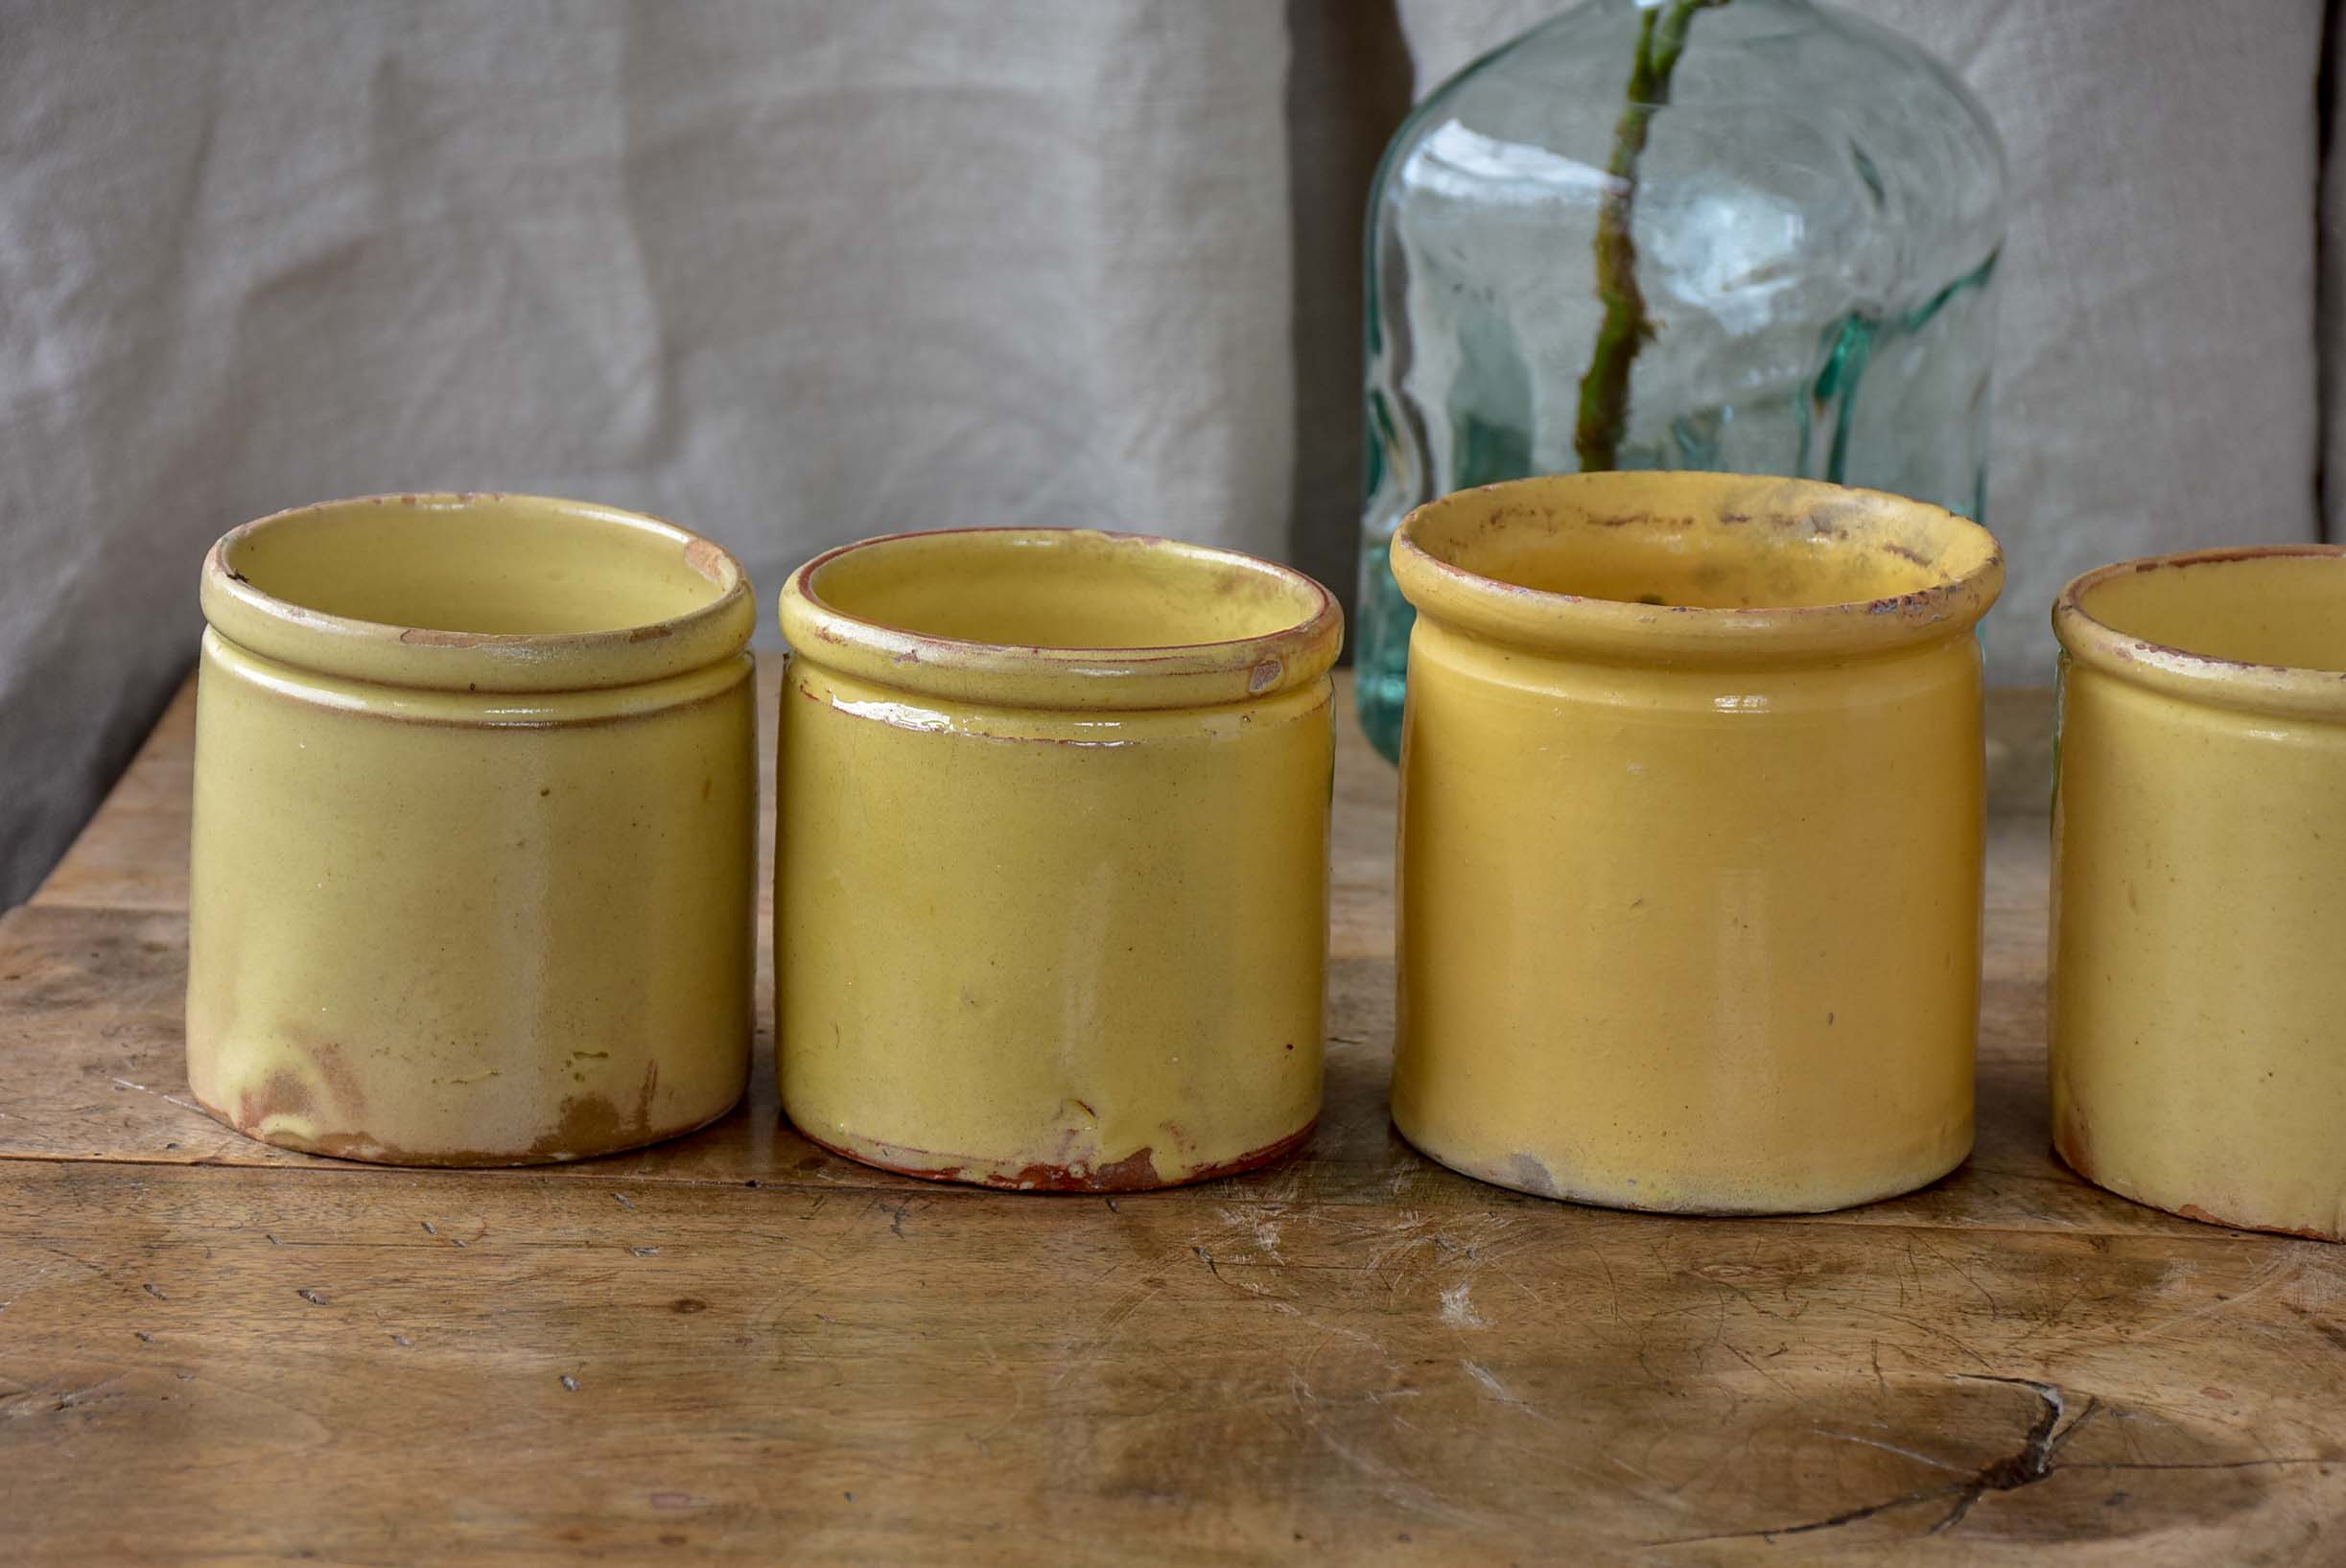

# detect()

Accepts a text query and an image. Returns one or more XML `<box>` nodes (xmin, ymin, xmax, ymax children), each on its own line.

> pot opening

<box><xmin>2074</xmin><ymin>550</ymin><xmax>2346</xmax><ymax>672</ymax></box>
<box><xmin>222</xmin><ymin>495</ymin><xmax>736</xmax><ymax>637</ymax></box>
<box><xmin>1411</xmin><ymin>498</ymin><xmax>1964</xmax><ymax>611</ymax></box>
<box><xmin>806</xmin><ymin>529</ymin><xmax>1324</xmax><ymax>651</ymax></box>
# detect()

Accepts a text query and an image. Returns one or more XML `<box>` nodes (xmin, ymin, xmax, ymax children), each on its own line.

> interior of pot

<box><xmin>2076</xmin><ymin>550</ymin><xmax>2346</xmax><ymax>671</ymax></box>
<box><xmin>1407</xmin><ymin>480</ymin><xmax>1984</xmax><ymax>610</ymax></box>
<box><xmin>223</xmin><ymin>495</ymin><xmax>734</xmax><ymax>636</ymax></box>
<box><xmin>807</xmin><ymin>529</ymin><xmax>1325</xmax><ymax>650</ymax></box>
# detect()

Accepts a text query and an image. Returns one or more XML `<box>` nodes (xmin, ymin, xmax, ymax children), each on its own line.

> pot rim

<box><xmin>2053</xmin><ymin>544</ymin><xmax>2346</xmax><ymax>720</ymax></box>
<box><xmin>1392</xmin><ymin>473</ymin><xmax>2004</xmax><ymax>666</ymax></box>
<box><xmin>779</xmin><ymin>526</ymin><xmax>1343</xmax><ymax>712</ymax></box>
<box><xmin>200</xmin><ymin>492</ymin><xmax>756</xmax><ymax>694</ymax></box>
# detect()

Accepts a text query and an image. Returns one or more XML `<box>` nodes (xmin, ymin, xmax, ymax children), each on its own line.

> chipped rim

<box><xmin>1392</xmin><ymin>473</ymin><xmax>2004</xmax><ymax>666</ymax></box>
<box><xmin>2053</xmin><ymin>545</ymin><xmax>2346</xmax><ymax>722</ymax></box>
<box><xmin>201</xmin><ymin>492</ymin><xmax>756</xmax><ymax>694</ymax></box>
<box><xmin>780</xmin><ymin>527</ymin><xmax>1343</xmax><ymax>713</ymax></box>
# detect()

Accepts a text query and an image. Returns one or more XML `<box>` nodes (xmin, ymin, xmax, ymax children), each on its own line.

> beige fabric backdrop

<box><xmin>0</xmin><ymin>0</ymin><xmax>2329</xmax><ymax>903</ymax></box>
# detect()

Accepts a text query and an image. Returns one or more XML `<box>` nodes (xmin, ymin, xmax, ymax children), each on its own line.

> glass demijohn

<box><xmin>1357</xmin><ymin>0</ymin><xmax>2006</xmax><ymax>758</ymax></box>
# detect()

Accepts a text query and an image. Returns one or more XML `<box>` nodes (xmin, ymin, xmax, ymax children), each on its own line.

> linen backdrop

<box><xmin>0</xmin><ymin>0</ymin><xmax>2328</xmax><ymax>904</ymax></box>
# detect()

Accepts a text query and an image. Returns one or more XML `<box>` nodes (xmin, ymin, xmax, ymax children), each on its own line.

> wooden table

<box><xmin>2</xmin><ymin>664</ymin><xmax>2338</xmax><ymax>1565</ymax></box>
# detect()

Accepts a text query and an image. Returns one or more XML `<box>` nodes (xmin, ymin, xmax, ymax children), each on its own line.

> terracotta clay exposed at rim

<box><xmin>2053</xmin><ymin>543</ymin><xmax>2346</xmax><ymax>719</ymax></box>
<box><xmin>1394</xmin><ymin>473</ymin><xmax>2003</xmax><ymax>667</ymax></box>
<box><xmin>779</xmin><ymin>526</ymin><xmax>1343</xmax><ymax>713</ymax></box>
<box><xmin>791</xmin><ymin>1120</ymin><xmax>1319</xmax><ymax>1194</ymax></box>
<box><xmin>201</xmin><ymin>491</ymin><xmax>757</xmax><ymax>695</ymax></box>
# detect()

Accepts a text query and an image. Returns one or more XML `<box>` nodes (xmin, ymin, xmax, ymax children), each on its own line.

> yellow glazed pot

<box><xmin>1390</xmin><ymin>473</ymin><xmax>2004</xmax><ymax>1212</ymax></box>
<box><xmin>189</xmin><ymin>493</ymin><xmax>757</xmax><ymax>1164</ymax></box>
<box><xmin>777</xmin><ymin>527</ymin><xmax>1341</xmax><ymax>1190</ymax></box>
<box><xmin>2051</xmin><ymin>546</ymin><xmax>2346</xmax><ymax>1241</ymax></box>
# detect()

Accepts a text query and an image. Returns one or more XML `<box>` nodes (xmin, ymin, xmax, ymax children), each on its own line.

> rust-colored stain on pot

<box><xmin>197</xmin><ymin>1057</ymin><xmax>705</xmax><ymax>1168</ymax></box>
<box><xmin>2173</xmin><ymin>1205</ymin><xmax>2337</xmax><ymax>1243</ymax></box>
<box><xmin>794</xmin><ymin>1120</ymin><xmax>1317</xmax><ymax>1194</ymax></box>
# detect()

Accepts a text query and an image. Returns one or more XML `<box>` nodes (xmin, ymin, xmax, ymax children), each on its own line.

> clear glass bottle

<box><xmin>1357</xmin><ymin>0</ymin><xmax>2005</xmax><ymax>760</ymax></box>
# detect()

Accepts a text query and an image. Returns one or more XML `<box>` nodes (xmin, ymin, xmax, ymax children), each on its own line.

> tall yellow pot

<box><xmin>1390</xmin><ymin>474</ymin><xmax>2004</xmax><ymax>1213</ymax></box>
<box><xmin>189</xmin><ymin>494</ymin><xmax>757</xmax><ymax>1164</ymax></box>
<box><xmin>2051</xmin><ymin>546</ymin><xmax>2346</xmax><ymax>1241</ymax></box>
<box><xmin>777</xmin><ymin>528</ymin><xmax>1341</xmax><ymax>1190</ymax></box>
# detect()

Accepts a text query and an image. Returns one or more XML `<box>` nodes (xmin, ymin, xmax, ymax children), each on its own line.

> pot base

<box><xmin>793</xmin><ymin>1118</ymin><xmax>1318</xmax><ymax>1193</ymax></box>
<box><xmin>2052</xmin><ymin>1135</ymin><xmax>2341</xmax><ymax>1244</ymax></box>
<box><xmin>1395</xmin><ymin>1122</ymin><xmax>1971</xmax><ymax>1216</ymax></box>
<box><xmin>191</xmin><ymin>1088</ymin><xmax>744</xmax><ymax>1168</ymax></box>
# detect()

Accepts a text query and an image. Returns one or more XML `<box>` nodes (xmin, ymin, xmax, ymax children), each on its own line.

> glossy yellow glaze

<box><xmin>777</xmin><ymin>528</ymin><xmax>1341</xmax><ymax>1190</ymax></box>
<box><xmin>188</xmin><ymin>494</ymin><xmax>757</xmax><ymax>1164</ymax></box>
<box><xmin>1390</xmin><ymin>474</ymin><xmax>2004</xmax><ymax>1213</ymax></box>
<box><xmin>2051</xmin><ymin>547</ymin><xmax>2346</xmax><ymax>1241</ymax></box>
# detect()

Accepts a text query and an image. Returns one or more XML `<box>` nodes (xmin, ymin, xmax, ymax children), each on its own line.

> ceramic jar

<box><xmin>777</xmin><ymin>527</ymin><xmax>1341</xmax><ymax>1190</ymax></box>
<box><xmin>188</xmin><ymin>493</ymin><xmax>757</xmax><ymax>1164</ymax></box>
<box><xmin>2051</xmin><ymin>546</ymin><xmax>2346</xmax><ymax>1241</ymax></box>
<box><xmin>1389</xmin><ymin>473</ymin><xmax>2004</xmax><ymax>1212</ymax></box>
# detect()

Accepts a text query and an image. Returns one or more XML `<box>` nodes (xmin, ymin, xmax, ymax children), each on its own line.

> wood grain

<box><xmin>3</xmin><ymin>660</ymin><xmax>2339</xmax><ymax>1565</ymax></box>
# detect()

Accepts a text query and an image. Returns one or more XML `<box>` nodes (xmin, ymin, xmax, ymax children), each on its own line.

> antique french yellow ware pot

<box><xmin>189</xmin><ymin>493</ymin><xmax>757</xmax><ymax>1164</ymax></box>
<box><xmin>777</xmin><ymin>527</ymin><xmax>1341</xmax><ymax>1190</ymax></box>
<box><xmin>1390</xmin><ymin>473</ymin><xmax>2004</xmax><ymax>1213</ymax></box>
<box><xmin>2050</xmin><ymin>545</ymin><xmax>2346</xmax><ymax>1241</ymax></box>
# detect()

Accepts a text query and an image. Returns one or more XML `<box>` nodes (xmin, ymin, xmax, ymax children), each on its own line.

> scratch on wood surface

<box><xmin>1849</xmin><ymin>1307</ymin><xmax>1993</xmax><ymax>1369</ymax></box>
<box><xmin>1593</xmin><ymin>1249</ymin><xmax>1625</xmax><ymax>1324</ymax></box>
<box><xmin>1816</xmin><ymin>1427</ymin><xmax>1967</xmax><ymax>1474</ymax></box>
<box><xmin>1460</xmin><ymin>1360</ymin><xmax>1553</xmax><ymax>1425</ymax></box>
<box><xmin>1191</xmin><ymin>1244</ymin><xmax>1290</xmax><ymax>1304</ymax></box>
<box><xmin>109</xmin><ymin>1077</ymin><xmax>205</xmax><ymax>1116</ymax></box>
<box><xmin>2144</xmin><ymin>1253</ymin><xmax>2306</xmax><ymax>1338</ymax></box>
<box><xmin>1719</xmin><ymin>1339</ymin><xmax>1790</xmax><ymax>1392</ymax></box>
<box><xmin>1916</xmin><ymin>1236</ymin><xmax>2001</xmax><ymax>1318</ymax></box>
<box><xmin>1048</xmin><ymin>1276</ymin><xmax>1167</xmax><ymax>1390</ymax></box>
<box><xmin>1439</xmin><ymin>1282</ymin><xmax>1488</xmax><ymax>1329</ymax></box>
<box><xmin>1215</xmin><ymin>1205</ymin><xmax>1285</xmax><ymax>1264</ymax></box>
<box><xmin>1289</xmin><ymin>1370</ymin><xmax>1490</xmax><ymax>1530</ymax></box>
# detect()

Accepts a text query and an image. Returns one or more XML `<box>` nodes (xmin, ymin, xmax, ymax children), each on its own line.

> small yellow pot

<box><xmin>776</xmin><ymin>528</ymin><xmax>1341</xmax><ymax>1190</ymax></box>
<box><xmin>189</xmin><ymin>494</ymin><xmax>757</xmax><ymax>1164</ymax></box>
<box><xmin>2051</xmin><ymin>546</ymin><xmax>2346</xmax><ymax>1241</ymax></box>
<box><xmin>1390</xmin><ymin>474</ymin><xmax>2004</xmax><ymax>1213</ymax></box>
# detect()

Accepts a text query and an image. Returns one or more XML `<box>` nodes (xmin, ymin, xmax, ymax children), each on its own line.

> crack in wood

<box><xmin>1651</xmin><ymin>1375</ymin><xmax>2113</xmax><ymax>1546</ymax></box>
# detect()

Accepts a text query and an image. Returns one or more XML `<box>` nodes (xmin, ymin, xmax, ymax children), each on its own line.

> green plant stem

<box><xmin>1573</xmin><ymin>0</ymin><xmax>1729</xmax><ymax>473</ymax></box>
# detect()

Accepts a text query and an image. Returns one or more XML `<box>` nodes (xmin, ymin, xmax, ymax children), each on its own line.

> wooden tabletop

<box><xmin>2</xmin><ymin>661</ymin><xmax>2337</xmax><ymax>1565</ymax></box>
